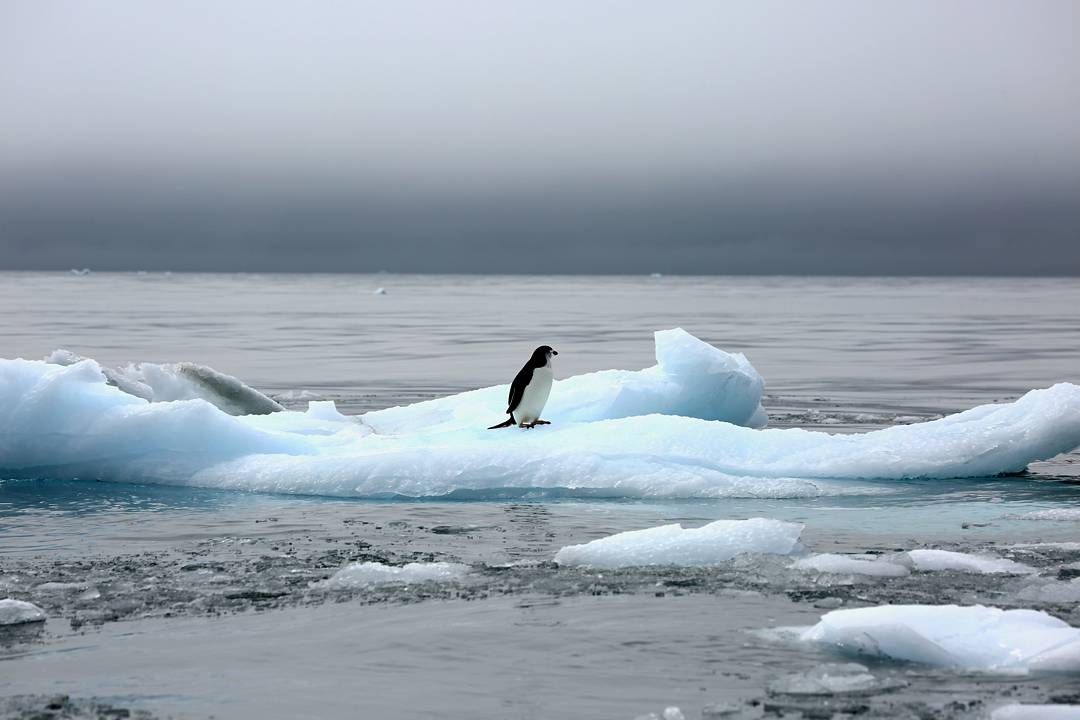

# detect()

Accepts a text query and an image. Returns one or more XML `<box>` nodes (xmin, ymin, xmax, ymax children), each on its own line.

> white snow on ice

<box><xmin>801</xmin><ymin>604</ymin><xmax>1080</xmax><ymax>672</ymax></box>
<box><xmin>315</xmin><ymin>562</ymin><xmax>469</xmax><ymax>589</ymax></box>
<box><xmin>0</xmin><ymin>598</ymin><xmax>46</xmax><ymax>626</ymax></box>
<box><xmin>3</xmin><ymin>329</ymin><xmax>1080</xmax><ymax>498</ymax></box>
<box><xmin>903</xmin><ymin>549</ymin><xmax>1036</xmax><ymax>575</ymax></box>
<box><xmin>791</xmin><ymin>554</ymin><xmax>910</xmax><ymax>577</ymax></box>
<box><xmin>362</xmin><ymin>328</ymin><xmax>768</xmax><ymax>434</ymax></box>
<box><xmin>553</xmin><ymin>518</ymin><xmax>804</xmax><ymax>568</ymax></box>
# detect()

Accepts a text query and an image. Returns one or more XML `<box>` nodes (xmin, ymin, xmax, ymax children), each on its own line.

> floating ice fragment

<box><xmin>0</xmin><ymin>598</ymin><xmax>46</xmax><ymax>626</ymax></box>
<box><xmin>554</xmin><ymin>518</ymin><xmax>804</xmax><ymax>568</ymax></box>
<box><xmin>1015</xmin><ymin>578</ymin><xmax>1080</xmax><ymax>604</ymax></box>
<box><xmin>765</xmin><ymin>663</ymin><xmax>907</xmax><ymax>696</ymax></box>
<box><xmin>904</xmin><ymin>549</ymin><xmax>1036</xmax><ymax>575</ymax></box>
<box><xmin>991</xmin><ymin>704</ymin><xmax>1080</xmax><ymax>720</ymax></box>
<box><xmin>801</xmin><ymin>604</ymin><xmax>1080</xmax><ymax>672</ymax></box>
<box><xmin>662</xmin><ymin>708</ymin><xmax>684</xmax><ymax>720</ymax></box>
<box><xmin>791</xmin><ymin>554</ymin><xmax>909</xmax><ymax>577</ymax></box>
<box><xmin>373</xmin><ymin>287</ymin><xmax>387</xmax><ymax>295</ymax></box>
<box><xmin>316</xmin><ymin>562</ymin><xmax>469</xmax><ymax>589</ymax></box>
<box><xmin>1009</xmin><ymin>542</ymin><xmax>1080</xmax><ymax>551</ymax></box>
<box><xmin>33</xmin><ymin>581</ymin><xmax>90</xmax><ymax>592</ymax></box>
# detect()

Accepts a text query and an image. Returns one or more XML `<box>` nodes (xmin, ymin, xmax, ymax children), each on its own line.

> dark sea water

<box><xmin>1</xmin><ymin>273</ymin><xmax>1079</xmax><ymax>719</ymax></box>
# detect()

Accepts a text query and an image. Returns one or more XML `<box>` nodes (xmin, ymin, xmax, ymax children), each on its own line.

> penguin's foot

<box><xmin>519</xmin><ymin>422</ymin><xmax>530</xmax><ymax>429</ymax></box>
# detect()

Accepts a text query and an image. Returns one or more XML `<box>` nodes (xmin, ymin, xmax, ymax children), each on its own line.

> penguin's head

<box><xmin>532</xmin><ymin>345</ymin><xmax>558</xmax><ymax>365</ymax></box>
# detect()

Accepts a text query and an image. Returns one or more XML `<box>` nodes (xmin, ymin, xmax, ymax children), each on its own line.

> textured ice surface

<box><xmin>553</xmin><ymin>518</ymin><xmax>804</xmax><ymax>568</ymax></box>
<box><xmin>801</xmin><ymin>605</ymin><xmax>1080</xmax><ymax>672</ymax></box>
<box><xmin>991</xmin><ymin>704</ymin><xmax>1080</xmax><ymax>720</ymax></box>
<box><xmin>766</xmin><ymin>663</ymin><xmax>906</xmax><ymax>696</ymax></box>
<box><xmin>792</xmin><ymin>554</ymin><xmax>909</xmax><ymax>577</ymax></box>
<box><xmin>315</xmin><ymin>562</ymin><xmax>469</xmax><ymax>589</ymax></box>
<box><xmin>362</xmin><ymin>328</ymin><xmax>768</xmax><ymax>433</ymax></box>
<box><xmin>44</xmin><ymin>349</ymin><xmax>283</xmax><ymax>415</ymax></box>
<box><xmin>3</xmin><ymin>330</ymin><xmax>1080</xmax><ymax>498</ymax></box>
<box><xmin>1015</xmin><ymin>579</ymin><xmax>1080</xmax><ymax>604</ymax></box>
<box><xmin>904</xmin><ymin>549</ymin><xmax>1036</xmax><ymax>575</ymax></box>
<box><xmin>0</xmin><ymin>598</ymin><xmax>46</xmax><ymax>625</ymax></box>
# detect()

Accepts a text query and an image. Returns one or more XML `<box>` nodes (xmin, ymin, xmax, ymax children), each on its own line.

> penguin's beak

<box><xmin>552</xmin><ymin>350</ymin><xmax>558</xmax><ymax>355</ymax></box>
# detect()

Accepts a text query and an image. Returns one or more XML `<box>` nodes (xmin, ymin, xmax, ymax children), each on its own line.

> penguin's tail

<box><xmin>488</xmin><ymin>417</ymin><xmax>515</xmax><ymax>430</ymax></box>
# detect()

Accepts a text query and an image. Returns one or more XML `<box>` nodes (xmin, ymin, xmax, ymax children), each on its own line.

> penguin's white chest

<box><xmin>513</xmin><ymin>367</ymin><xmax>553</xmax><ymax>424</ymax></box>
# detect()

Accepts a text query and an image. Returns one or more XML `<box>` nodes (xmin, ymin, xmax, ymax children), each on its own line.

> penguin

<box><xmin>488</xmin><ymin>345</ymin><xmax>558</xmax><ymax>429</ymax></box>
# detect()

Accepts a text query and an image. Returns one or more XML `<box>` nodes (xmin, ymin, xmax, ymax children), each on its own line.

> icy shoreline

<box><xmin>2</xmin><ymin>329</ymin><xmax>1080</xmax><ymax>498</ymax></box>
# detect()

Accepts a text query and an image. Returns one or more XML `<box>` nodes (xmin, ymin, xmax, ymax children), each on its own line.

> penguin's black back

<box><xmin>504</xmin><ymin>347</ymin><xmax>552</xmax><ymax>415</ymax></box>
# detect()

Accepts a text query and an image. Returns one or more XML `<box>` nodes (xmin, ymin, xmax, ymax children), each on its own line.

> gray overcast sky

<box><xmin>2</xmin><ymin>1</ymin><xmax>1079</xmax><ymax>273</ymax></box>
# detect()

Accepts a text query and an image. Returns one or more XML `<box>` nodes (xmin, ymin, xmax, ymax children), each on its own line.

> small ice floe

<box><xmin>32</xmin><ymin>581</ymin><xmax>89</xmax><ymax>593</ymax></box>
<box><xmin>903</xmin><ymin>549</ymin><xmax>1037</xmax><ymax>575</ymax></box>
<box><xmin>69</xmin><ymin>268</ymin><xmax>90</xmax><ymax>276</ymax></box>
<box><xmin>765</xmin><ymin>663</ymin><xmax>907</xmax><ymax>696</ymax></box>
<box><xmin>649</xmin><ymin>272</ymin><xmax>664</xmax><ymax>278</ymax></box>
<box><xmin>554</xmin><ymin>518</ymin><xmax>803</xmax><ymax>568</ymax></box>
<box><xmin>373</xmin><ymin>287</ymin><xmax>387</xmax><ymax>295</ymax></box>
<box><xmin>991</xmin><ymin>704</ymin><xmax>1080</xmax><ymax>719</ymax></box>
<box><xmin>315</xmin><ymin>562</ymin><xmax>469</xmax><ymax>590</ymax></box>
<box><xmin>1010</xmin><ymin>542</ymin><xmax>1080</xmax><ymax>552</ymax></box>
<box><xmin>1007</xmin><ymin>508</ymin><xmax>1080</xmax><ymax>521</ymax></box>
<box><xmin>274</xmin><ymin>389</ymin><xmax>321</xmax><ymax>402</ymax></box>
<box><xmin>0</xmin><ymin>598</ymin><xmax>47</xmax><ymax>626</ymax></box>
<box><xmin>801</xmin><ymin>604</ymin><xmax>1080</xmax><ymax>672</ymax></box>
<box><xmin>632</xmin><ymin>708</ymin><xmax>683</xmax><ymax>720</ymax></box>
<box><xmin>1015</xmin><ymin>578</ymin><xmax>1080</xmax><ymax>604</ymax></box>
<box><xmin>791</xmin><ymin>554</ymin><xmax>909</xmax><ymax>577</ymax></box>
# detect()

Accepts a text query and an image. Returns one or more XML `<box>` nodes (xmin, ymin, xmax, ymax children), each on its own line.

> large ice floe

<box><xmin>553</xmin><ymin>518</ymin><xmax>804</xmax><ymax>568</ymax></box>
<box><xmin>801</xmin><ymin>605</ymin><xmax>1080</xmax><ymax>673</ymax></box>
<box><xmin>2</xmin><ymin>328</ymin><xmax>1080</xmax><ymax>499</ymax></box>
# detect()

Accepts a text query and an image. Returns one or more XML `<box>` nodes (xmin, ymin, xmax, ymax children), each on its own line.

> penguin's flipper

<box><xmin>488</xmin><ymin>417</ymin><xmax>515</xmax><ymax>430</ymax></box>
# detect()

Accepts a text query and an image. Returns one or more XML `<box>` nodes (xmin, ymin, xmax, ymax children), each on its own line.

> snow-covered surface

<box><xmin>3</xmin><ymin>330</ymin><xmax>1080</xmax><ymax>498</ymax></box>
<box><xmin>904</xmin><ymin>549</ymin><xmax>1036</xmax><ymax>575</ymax></box>
<box><xmin>991</xmin><ymin>704</ymin><xmax>1080</xmax><ymax>720</ymax></box>
<box><xmin>315</xmin><ymin>562</ymin><xmax>469</xmax><ymax>589</ymax></box>
<box><xmin>553</xmin><ymin>518</ymin><xmax>804</xmax><ymax>568</ymax></box>
<box><xmin>1008</xmin><ymin>508</ymin><xmax>1080</xmax><ymax>521</ymax></box>
<box><xmin>0</xmin><ymin>598</ymin><xmax>46</xmax><ymax>626</ymax></box>
<box><xmin>362</xmin><ymin>328</ymin><xmax>768</xmax><ymax>434</ymax></box>
<box><xmin>801</xmin><ymin>605</ymin><xmax>1080</xmax><ymax>672</ymax></box>
<box><xmin>792</xmin><ymin>554</ymin><xmax>909</xmax><ymax>577</ymax></box>
<box><xmin>44</xmin><ymin>349</ymin><xmax>283</xmax><ymax>415</ymax></box>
